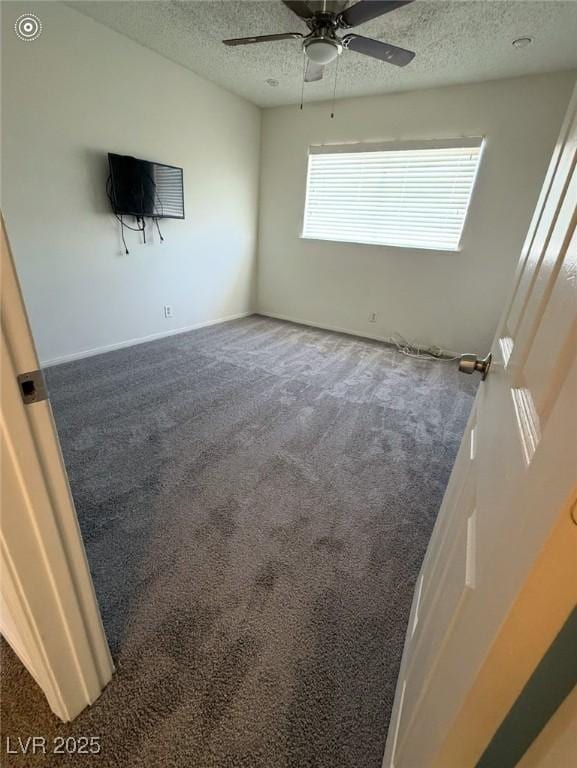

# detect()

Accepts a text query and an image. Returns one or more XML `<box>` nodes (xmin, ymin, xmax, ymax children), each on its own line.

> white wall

<box><xmin>1</xmin><ymin>2</ymin><xmax>261</xmax><ymax>365</ymax></box>
<box><xmin>3</xmin><ymin>4</ymin><xmax>574</xmax><ymax>361</ymax></box>
<box><xmin>257</xmin><ymin>73</ymin><xmax>575</xmax><ymax>353</ymax></box>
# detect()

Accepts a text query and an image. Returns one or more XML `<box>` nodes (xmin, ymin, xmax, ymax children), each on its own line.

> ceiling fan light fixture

<box><xmin>304</xmin><ymin>37</ymin><xmax>341</xmax><ymax>65</ymax></box>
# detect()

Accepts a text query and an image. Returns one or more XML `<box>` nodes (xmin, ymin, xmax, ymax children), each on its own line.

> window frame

<box><xmin>300</xmin><ymin>137</ymin><xmax>485</xmax><ymax>253</ymax></box>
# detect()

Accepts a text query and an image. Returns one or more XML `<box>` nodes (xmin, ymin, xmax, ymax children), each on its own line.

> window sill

<box><xmin>299</xmin><ymin>234</ymin><xmax>462</xmax><ymax>254</ymax></box>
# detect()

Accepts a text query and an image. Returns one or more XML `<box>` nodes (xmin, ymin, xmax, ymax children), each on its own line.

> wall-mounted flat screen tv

<box><xmin>108</xmin><ymin>153</ymin><xmax>184</xmax><ymax>219</ymax></box>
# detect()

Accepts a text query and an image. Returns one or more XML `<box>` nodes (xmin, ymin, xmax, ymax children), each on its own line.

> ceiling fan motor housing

<box><xmin>303</xmin><ymin>12</ymin><xmax>343</xmax><ymax>64</ymax></box>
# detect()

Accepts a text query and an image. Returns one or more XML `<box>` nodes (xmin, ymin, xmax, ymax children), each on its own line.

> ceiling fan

<box><xmin>223</xmin><ymin>1</ymin><xmax>416</xmax><ymax>83</ymax></box>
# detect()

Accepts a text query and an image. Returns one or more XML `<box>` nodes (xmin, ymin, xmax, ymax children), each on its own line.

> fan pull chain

<box><xmin>330</xmin><ymin>54</ymin><xmax>340</xmax><ymax>119</ymax></box>
<box><xmin>300</xmin><ymin>52</ymin><xmax>306</xmax><ymax>111</ymax></box>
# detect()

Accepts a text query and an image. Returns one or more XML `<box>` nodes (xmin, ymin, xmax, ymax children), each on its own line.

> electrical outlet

<box><xmin>369</xmin><ymin>312</ymin><xmax>377</xmax><ymax>323</ymax></box>
<box><xmin>163</xmin><ymin>305</ymin><xmax>172</xmax><ymax>319</ymax></box>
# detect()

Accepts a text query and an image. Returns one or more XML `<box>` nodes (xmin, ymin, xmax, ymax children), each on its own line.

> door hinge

<box><xmin>17</xmin><ymin>370</ymin><xmax>48</xmax><ymax>405</ymax></box>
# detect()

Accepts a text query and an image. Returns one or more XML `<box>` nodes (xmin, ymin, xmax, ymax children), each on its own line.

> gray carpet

<box><xmin>1</xmin><ymin>315</ymin><xmax>476</xmax><ymax>767</ymax></box>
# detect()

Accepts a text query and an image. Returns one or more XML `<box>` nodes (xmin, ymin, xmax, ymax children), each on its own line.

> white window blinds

<box><xmin>302</xmin><ymin>139</ymin><xmax>483</xmax><ymax>251</ymax></box>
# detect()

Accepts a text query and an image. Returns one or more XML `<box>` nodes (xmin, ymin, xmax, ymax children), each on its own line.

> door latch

<box><xmin>458</xmin><ymin>353</ymin><xmax>492</xmax><ymax>381</ymax></box>
<box><xmin>17</xmin><ymin>370</ymin><xmax>48</xmax><ymax>404</ymax></box>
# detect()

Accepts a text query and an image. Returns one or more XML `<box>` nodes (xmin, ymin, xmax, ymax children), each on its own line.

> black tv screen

<box><xmin>108</xmin><ymin>153</ymin><xmax>184</xmax><ymax>219</ymax></box>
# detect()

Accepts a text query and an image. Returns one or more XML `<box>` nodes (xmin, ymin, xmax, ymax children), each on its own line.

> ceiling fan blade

<box><xmin>339</xmin><ymin>1</ymin><xmax>413</xmax><ymax>29</ymax></box>
<box><xmin>223</xmin><ymin>32</ymin><xmax>304</xmax><ymax>46</ymax></box>
<box><xmin>305</xmin><ymin>59</ymin><xmax>324</xmax><ymax>82</ymax></box>
<box><xmin>343</xmin><ymin>34</ymin><xmax>415</xmax><ymax>66</ymax></box>
<box><xmin>282</xmin><ymin>1</ymin><xmax>315</xmax><ymax>20</ymax></box>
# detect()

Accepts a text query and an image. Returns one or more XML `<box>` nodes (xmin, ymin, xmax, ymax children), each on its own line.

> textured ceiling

<box><xmin>68</xmin><ymin>1</ymin><xmax>577</xmax><ymax>107</ymax></box>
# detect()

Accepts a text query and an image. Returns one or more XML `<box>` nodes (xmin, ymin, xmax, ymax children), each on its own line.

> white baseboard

<box><xmin>41</xmin><ymin>311</ymin><xmax>253</xmax><ymax>367</ymax></box>
<box><xmin>257</xmin><ymin>311</ymin><xmax>459</xmax><ymax>358</ymax></box>
<box><xmin>256</xmin><ymin>310</ymin><xmax>395</xmax><ymax>346</ymax></box>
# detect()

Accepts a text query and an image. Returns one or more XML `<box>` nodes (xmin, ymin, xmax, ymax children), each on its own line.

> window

<box><xmin>302</xmin><ymin>139</ymin><xmax>484</xmax><ymax>251</ymax></box>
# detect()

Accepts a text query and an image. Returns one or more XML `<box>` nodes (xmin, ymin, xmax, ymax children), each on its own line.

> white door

<box><xmin>1</xmin><ymin>216</ymin><xmax>114</xmax><ymax>721</ymax></box>
<box><xmin>383</xmin><ymin>84</ymin><xmax>577</xmax><ymax>768</ymax></box>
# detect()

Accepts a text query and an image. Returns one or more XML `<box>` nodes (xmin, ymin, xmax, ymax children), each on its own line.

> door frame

<box><xmin>1</xmin><ymin>215</ymin><xmax>113</xmax><ymax>721</ymax></box>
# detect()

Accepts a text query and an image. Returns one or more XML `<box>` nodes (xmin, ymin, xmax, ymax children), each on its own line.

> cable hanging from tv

<box><xmin>106</xmin><ymin>153</ymin><xmax>184</xmax><ymax>254</ymax></box>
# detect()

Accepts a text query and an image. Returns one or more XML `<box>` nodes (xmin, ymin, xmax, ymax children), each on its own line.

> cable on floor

<box><xmin>387</xmin><ymin>332</ymin><xmax>460</xmax><ymax>362</ymax></box>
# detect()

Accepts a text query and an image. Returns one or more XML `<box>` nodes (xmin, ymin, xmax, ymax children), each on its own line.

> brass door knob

<box><xmin>459</xmin><ymin>353</ymin><xmax>492</xmax><ymax>380</ymax></box>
